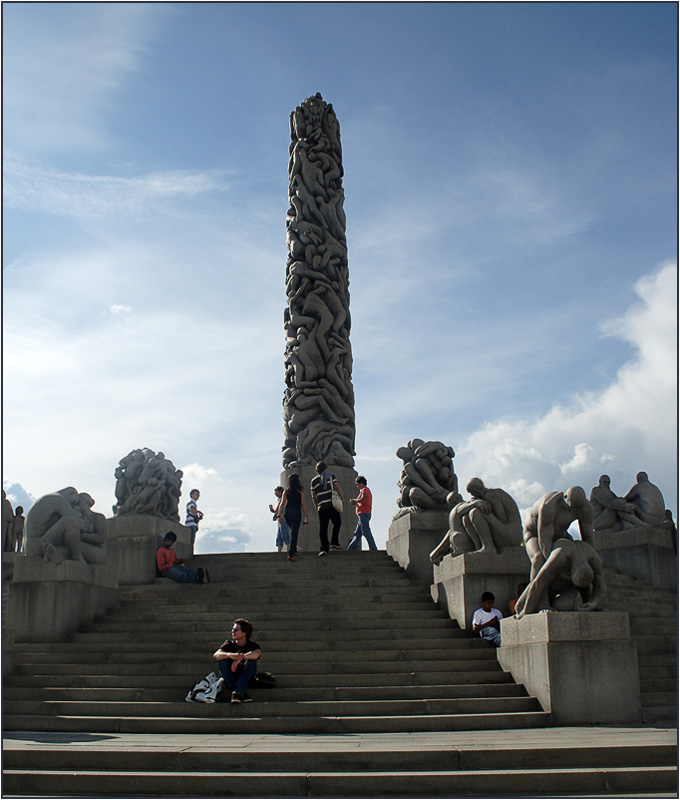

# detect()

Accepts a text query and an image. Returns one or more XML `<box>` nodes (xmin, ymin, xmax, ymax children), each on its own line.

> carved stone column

<box><xmin>281</xmin><ymin>94</ymin><xmax>357</xmax><ymax>549</ymax></box>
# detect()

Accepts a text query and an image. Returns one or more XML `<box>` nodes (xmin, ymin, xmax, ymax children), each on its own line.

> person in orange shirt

<box><xmin>347</xmin><ymin>476</ymin><xmax>378</xmax><ymax>551</ymax></box>
<box><xmin>156</xmin><ymin>531</ymin><xmax>208</xmax><ymax>583</ymax></box>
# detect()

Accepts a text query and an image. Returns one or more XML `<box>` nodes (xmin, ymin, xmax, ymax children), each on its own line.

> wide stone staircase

<box><xmin>603</xmin><ymin>568</ymin><xmax>678</xmax><ymax>723</ymax></box>
<box><xmin>3</xmin><ymin>551</ymin><xmax>677</xmax><ymax>796</ymax></box>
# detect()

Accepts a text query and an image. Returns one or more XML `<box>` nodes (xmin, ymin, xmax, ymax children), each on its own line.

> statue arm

<box><xmin>577</xmin><ymin>506</ymin><xmax>595</xmax><ymax>546</ymax></box>
<box><xmin>536</xmin><ymin>502</ymin><xmax>556</xmax><ymax>559</ymax></box>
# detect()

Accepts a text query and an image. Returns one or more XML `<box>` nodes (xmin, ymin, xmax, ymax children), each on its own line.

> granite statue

<box><xmin>282</xmin><ymin>93</ymin><xmax>356</xmax><ymax>470</ymax></box>
<box><xmin>513</xmin><ymin>538</ymin><xmax>606</xmax><ymax>617</ymax></box>
<box><xmin>2</xmin><ymin>489</ymin><xmax>15</xmax><ymax>553</ymax></box>
<box><xmin>113</xmin><ymin>448</ymin><xmax>183</xmax><ymax>521</ymax></box>
<box><xmin>25</xmin><ymin>487</ymin><xmax>107</xmax><ymax>566</ymax></box>
<box><xmin>589</xmin><ymin>475</ymin><xmax>640</xmax><ymax>532</ymax></box>
<box><xmin>523</xmin><ymin>487</ymin><xmax>594</xmax><ymax>583</ymax></box>
<box><xmin>624</xmin><ymin>472</ymin><xmax>665</xmax><ymax>527</ymax></box>
<box><xmin>395</xmin><ymin>439</ymin><xmax>462</xmax><ymax>514</ymax></box>
<box><xmin>430</xmin><ymin>477</ymin><xmax>522</xmax><ymax>562</ymax></box>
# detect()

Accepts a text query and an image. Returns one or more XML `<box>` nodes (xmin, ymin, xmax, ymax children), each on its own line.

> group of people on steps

<box><xmin>269</xmin><ymin>461</ymin><xmax>377</xmax><ymax>561</ymax></box>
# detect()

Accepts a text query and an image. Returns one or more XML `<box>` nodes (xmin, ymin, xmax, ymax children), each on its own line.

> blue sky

<box><xmin>3</xmin><ymin>2</ymin><xmax>677</xmax><ymax>553</ymax></box>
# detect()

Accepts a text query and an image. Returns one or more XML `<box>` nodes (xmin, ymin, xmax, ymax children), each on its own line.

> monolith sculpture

<box><xmin>281</xmin><ymin>93</ymin><xmax>358</xmax><ymax>549</ymax></box>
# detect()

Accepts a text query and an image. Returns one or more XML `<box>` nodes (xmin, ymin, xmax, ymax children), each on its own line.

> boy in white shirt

<box><xmin>472</xmin><ymin>591</ymin><xmax>502</xmax><ymax>646</ymax></box>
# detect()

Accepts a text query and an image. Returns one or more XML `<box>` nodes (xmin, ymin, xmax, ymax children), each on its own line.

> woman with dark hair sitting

<box><xmin>280</xmin><ymin>473</ymin><xmax>308</xmax><ymax>562</ymax></box>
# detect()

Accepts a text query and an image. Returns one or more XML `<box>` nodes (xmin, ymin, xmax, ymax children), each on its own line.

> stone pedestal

<box><xmin>6</xmin><ymin>556</ymin><xmax>120</xmax><ymax>643</ymax></box>
<box><xmin>107</xmin><ymin>516</ymin><xmax>191</xmax><ymax>585</ymax></box>
<box><xmin>498</xmin><ymin>611</ymin><xmax>642</xmax><ymax>724</ymax></box>
<box><xmin>386</xmin><ymin>511</ymin><xmax>449</xmax><ymax>583</ymax></box>
<box><xmin>593</xmin><ymin>526</ymin><xmax>677</xmax><ymax>590</ymax></box>
<box><xmin>280</xmin><ymin>466</ymin><xmax>359</xmax><ymax>552</ymax></box>
<box><xmin>431</xmin><ymin>548</ymin><xmax>530</xmax><ymax>629</ymax></box>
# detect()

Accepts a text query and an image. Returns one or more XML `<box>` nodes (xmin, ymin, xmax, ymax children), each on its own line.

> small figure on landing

<box><xmin>185</xmin><ymin>489</ymin><xmax>204</xmax><ymax>546</ymax></box>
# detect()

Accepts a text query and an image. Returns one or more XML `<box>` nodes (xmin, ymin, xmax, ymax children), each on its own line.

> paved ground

<box><xmin>5</xmin><ymin>721</ymin><xmax>676</xmax><ymax>754</ymax></box>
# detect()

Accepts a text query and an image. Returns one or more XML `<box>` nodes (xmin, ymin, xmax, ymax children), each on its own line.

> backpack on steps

<box><xmin>185</xmin><ymin>671</ymin><xmax>224</xmax><ymax>703</ymax></box>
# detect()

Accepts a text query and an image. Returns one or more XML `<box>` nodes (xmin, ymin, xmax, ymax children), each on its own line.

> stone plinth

<box><xmin>280</xmin><ymin>466</ymin><xmax>359</xmax><ymax>552</ymax></box>
<box><xmin>593</xmin><ymin>526</ymin><xmax>677</xmax><ymax>590</ymax></box>
<box><xmin>7</xmin><ymin>556</ymin><xmax>119</xmax><ymax>643</ymax></box>
<box><xmin>387</xmin><ymin>511</ymin><xmax>449</xmax><ymax>583</ymax></box>
<box><xmin>107</xmin><ymin>516</ymin><xmax>191</xmax><ymax>585</ymax></box>
<box><xmin>498</xmin><ymin>611</ymin><xmax>641</xmax><ymax>724</ymax></box>
<box><xmin>431</xmin><ymin>548</ymin><xmax>530</xmax><ymax>629</ymax></box>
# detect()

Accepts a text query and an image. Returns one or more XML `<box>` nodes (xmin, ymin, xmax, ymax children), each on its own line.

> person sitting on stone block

<box><xmin>213</xmin><ymin>618</ymin><xmax>262</xmax><ymax>704</ymax></box>
<box><xmin>472</xmin><ymin>591</ymin><xmax>502</xmax><ymax>647</ymax></box>
<box><xmin>156</xmin><ymin>531</ymin><xmax>208</xmax><ymax>584</ymax></box>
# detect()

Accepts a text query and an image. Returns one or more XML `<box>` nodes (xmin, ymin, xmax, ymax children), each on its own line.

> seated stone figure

<box><xmin>589</xmin><ymin>475</ymin><xmax>640</xmax><ymax>532</ymax></box>
<box><xmin>624</xmin><ymin>472</ymin><xmax>665</xmax><ymax>527</ymax></box>
<box><xmin>430</xmin><ymin>478</ymin><xmax>522</xmax><ymax>563</ymax></box>
<box><xmin>25</xmin><ymin>488</ymin><xmax>107</xmax><ymax>566</ymax></box>
<box><xmin>395</xmin><ymin>439</ymin><xmax>462</xmax><ymax>514</ymax></box>
<box><xmin>513</xmin><ymin>538</ymin><xmax>606</xmax><ymax>618</ymax></box>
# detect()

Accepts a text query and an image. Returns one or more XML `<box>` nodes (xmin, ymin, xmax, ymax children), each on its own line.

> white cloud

<box><xmin>3</xmin><ymin>153</ymin><xmax>232</xmax><ymax>221</ymax></box>
<box><xmin>455</xmin><ymin>261</ymin><xmax>678</xmax><ymax>516</ymax></box>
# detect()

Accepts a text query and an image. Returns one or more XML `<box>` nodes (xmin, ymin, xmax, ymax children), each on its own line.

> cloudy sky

<box><xmin>3</xmin><ymin>2</ymin><xmax>677</xmax><ymax>553</ymax></box>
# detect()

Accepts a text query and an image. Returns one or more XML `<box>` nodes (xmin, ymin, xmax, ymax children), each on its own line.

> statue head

<box><xmin>636</xmin><ymin>472</ymin><xmax>649</xmax><ymax>483</ymax></box>
<box><xmin>466</xmin><ymin>478</ymin><xmax>486</xmax><ymax>498</ymax></box>
<box><xmin>78</xmin><ymin>493</ymin><xmax>95</xmax><ymax>509</ymax></box>
<box><xmin>598</xmin><ymin>475</ymin><xmax>611</xmax><ymax>487</ymax></box>
<box><xmin>58</xmin><ymin>487</ymin><xmax>80</xmax><ymax>505</ymax></box>
<box><xmin>571</xmin><ymin>560</ymin><xmax>594</xmax><ymax>588</ymax></box>
<box><xmin>564</xmin><ymin>486</ymin><xmax>586</xmax><ymax>508</ymax></box>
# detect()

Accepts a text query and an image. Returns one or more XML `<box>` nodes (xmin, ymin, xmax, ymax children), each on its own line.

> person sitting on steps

<box><xmin>213</xmin><ymin>618</ymin><xmax>262</xmax><ymax>703</ymax></box>
<box><xmin>472</xmin><ymin>591</ymin><xmax>502</xmax><ymax>646</ymax></box>
<box><xmin>156</xmin><ymin>531</ymin><xmax>208</xmax><ymax>584</ymax></box>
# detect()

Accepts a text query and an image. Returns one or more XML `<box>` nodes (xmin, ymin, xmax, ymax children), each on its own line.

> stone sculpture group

<box><xmin>113</xmin><ymin>448</ymin><xmax>183</xmax><ymax>521</ymax></box>
<box><xmin>282</xmin><ymin>93</ymin><xmax>356</xmax><ymax>470</ymax></box>
<box><xmin>408</xmin><ymin>436</ymin><xmax>674</xmax><ymax>620</ymax></box>
<box><xmin>395</xmin><ymin>439</ymin><xmax>462</xmax><ymax>516</ymax></box>
<box><xmin>590</xmin><ymin>472</ymin><xmax>665</xmax><ymax>531</ymax></box>
<box><xmin>25</xmin><ymin>487</ymin><xmax>108</xmax><ymax>566</ymax></box>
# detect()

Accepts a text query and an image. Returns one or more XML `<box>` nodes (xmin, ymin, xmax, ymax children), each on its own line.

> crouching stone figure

<box><xmin>513</xmin><ymin>538</ymin><xmax>606</xmax><ymax>618</ymax></box>
<box><xmin>431</xmin><ymin>478</ymin><xmax>522</xmax><ymax>563</ymax></box>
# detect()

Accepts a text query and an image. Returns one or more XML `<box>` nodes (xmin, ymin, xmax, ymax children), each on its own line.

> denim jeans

<box><xmin>347</xmin><ymin>513</ymin><xmax>377</xmax><ymax>550</ymax></box>
<box><xmin>285</xmin><ymin>510</ymin><xmax>302</xmax><ymax>557</ymax></box>
<box><xmin>480</xmin><ymin>626</ymin><xmax>501</xmax><ymax>646</ymax></box>
<box><xmin>276</xmin><ymin>518</ymin><xmax>291</xmax><ymax>547</ymax></box>
<box><xmin>165</xmin><ymin>564</ymin><xmax>198</xmax><ymax>583</ymax></box>
<box><xmin>218</xmin><ymin>657</ymin><xmax>257</xmax><ymax>697</ymax></box>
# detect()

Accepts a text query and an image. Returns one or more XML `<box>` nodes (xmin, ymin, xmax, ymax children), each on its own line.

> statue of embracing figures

<box><xmin>431</xmin><ymin>477</ymin><xmax>522</xmax><ymax>563</ymax></box>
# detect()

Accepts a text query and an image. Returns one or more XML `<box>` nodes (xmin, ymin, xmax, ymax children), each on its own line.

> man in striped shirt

<box><xmin>310</xmin><ymin>461</ymin><xmax>344</xmax><ymax>557</ymax></box>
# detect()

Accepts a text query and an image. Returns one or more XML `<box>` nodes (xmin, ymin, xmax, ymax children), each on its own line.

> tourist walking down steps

<box><xmin>310</xmin><ymin>461</ymin><xmax>345</xmax><ymax>557</ymax></box>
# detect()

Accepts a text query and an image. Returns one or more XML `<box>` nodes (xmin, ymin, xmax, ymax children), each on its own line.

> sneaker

<box><xmin>296</xmin><ymin>546</ymin><xmax>304</xmax><ymax>553</ymax></box>
<box><xmin>242</xmin><ymin>693</ymin><xmax>253</xmax><ymax>703</ymax></box>
<box><xmin>317</xmin><ymin>550</ymin><xmax>327</xmax><ymax>557</ymax></box>
<box><xmin>196</xmin><ymin>567</ymin><xmax>205</xmax><ymax>584</ymax></box>
<box><xmin>330</xmin><ymin>545</ymin><xmax>342</xmax><ymax>551</ymax></box>
<box><xmin>287</xmin><ymin>556</ymin><xmax>297</xmax><ymax>562</ymax></box>
<box><xmin>231</xmin><ymin>692</ymin><xmax>242</xmax><ymax>704</ymax></box>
